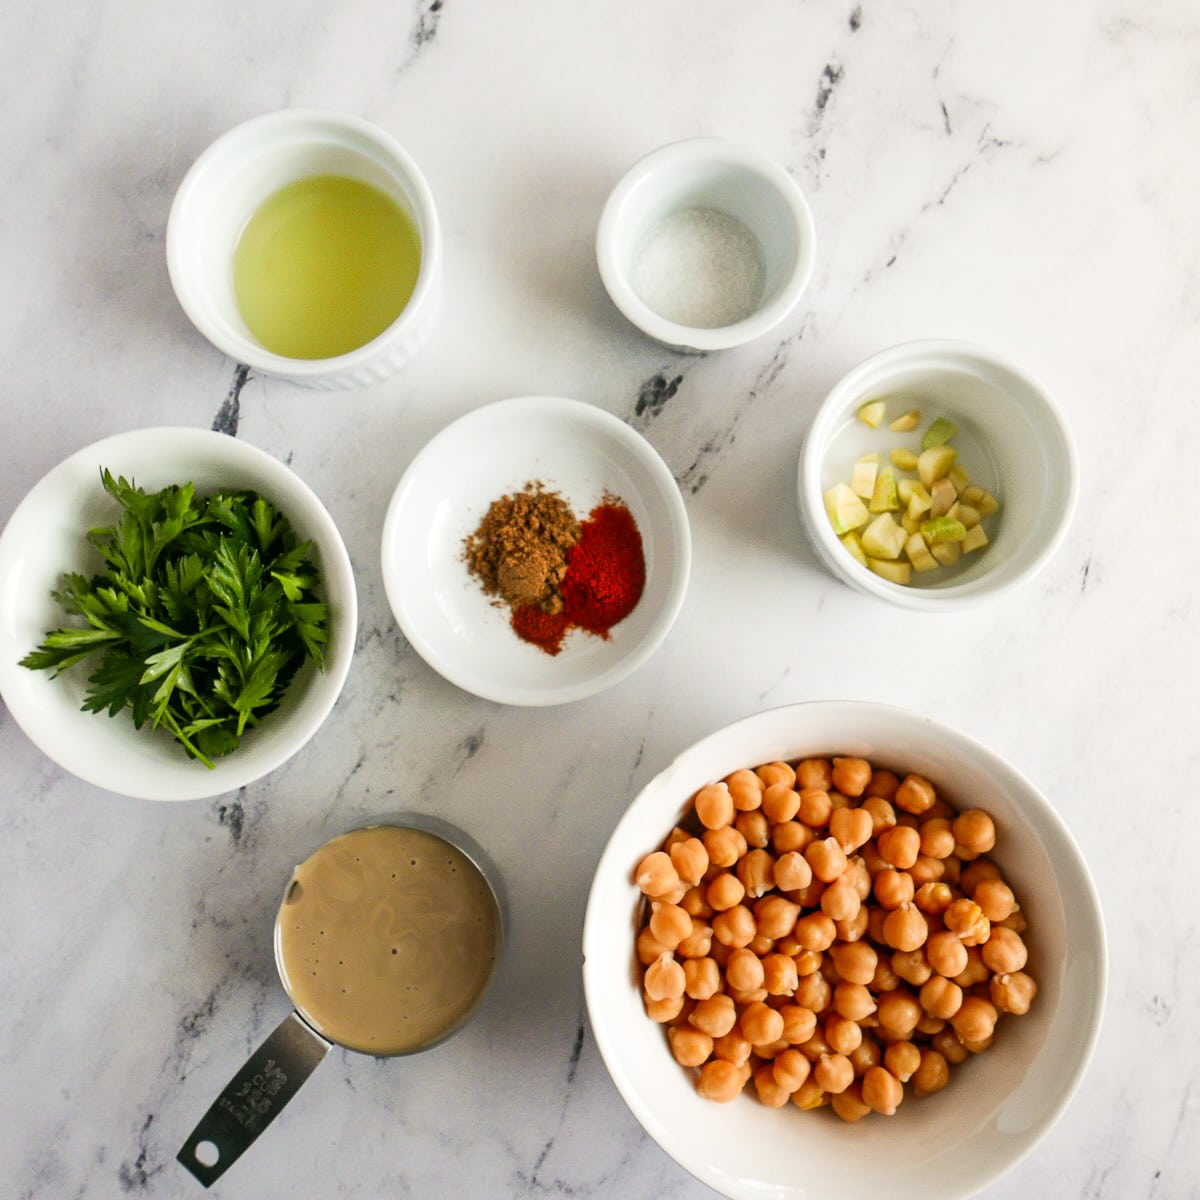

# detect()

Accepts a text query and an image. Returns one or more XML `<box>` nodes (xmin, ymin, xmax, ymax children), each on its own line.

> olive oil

<box><xmin>233</xmin><ymin>174</ymin><xmax>421</xmax><ymax>360</ymax></box>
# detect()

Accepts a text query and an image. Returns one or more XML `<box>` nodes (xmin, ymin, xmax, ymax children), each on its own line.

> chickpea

<box><xmin>794</xmin><ymin>912</ymin><xmax>837</xmax><ymax>952</ymax></box>
<box><xmin>834</xmin><ymin>981</ymin><xmax>877</xmax><ymax>1021</ymax></box>
<box><xmin>819</xmin><ymin>954</ymin><xmax>842</xmax><ymax>986</ymax></box>
<box><xmin>914</xmin><ymin>881</ymin><xmax>953</xmax><ymax>915</ymax></box>
<box><xmin>918</xmin><ymin>817</ymin><xmax>956</xmax><ymax>860</ymax></box>
<box><xmin>793</xmin><ymin>971</ymin><xmax>831</xmax><ymax>1015</ymax></box>
<box><xmin>909</xmin><ymin>855</ymin><xmax>945</xmax><ymax>887</ymax></box>
<box><xmin>696</xmin><ymin>1058</ymin><xmax>748</xmax><ymax>1103</ymax></box>
<box><xmin>894</xmin><ymin>773</ymin><xmax>936</xmax><ymax>815</ymax></box>
<box><xmin>868</xmin><ymin>959</ymin><xmax>901</xmax><ymax>996</ymax></box>
<box><xmin>709</xmin><ymin>939</ymin><xmax>731</xmax><ymax>969</ymax></box>
<box><xmin>982</xmin><ymin>926</ymin><xmax>1028</xmax><ymax>974</ymax></box>
<box><xmin>761</xmin><ymin>782</ymin><xmax>801</xmax><ymax>823</ymax></box>
<box><xmin>706</xmin><ymin>871</ymin><xmax>745</xmax><ymax>913</ymax></box>
<box><xmin>849</xmin><ymin>1035</ymin><xmax>883</xmax><ymax>1077</ymax></box>
<box><xmin>953</xmin><ymin>809</ymin><xmax>996</xmax><ymax>854</ymax></box>
<box><xmin>792</xmin><ymin>877</ymin><xmax>827</xmax><ymax>908</ymax></box>
<box><xmin>951</xmin><ymin>996</ymin><xmax>998</xmax><ymax>1043</ymax></box>
<box><xmin>635</xmin><ymin>851</ymin><xmax>680</xmax><ymax>898</ymax></box>
<box><xmin>798</xmin><ymin>788</ymin><xmax>833</xmax><ymax>827</ymax></box>
<box><xmin>925</xmin><ymin>930</ymin><xmax>969</xmax><ymax>978</ymax></box>
<box><xmin>990</xmin><ymin>970</ymin><xmax>1038</xmax><ymax>1015</ymax></box>
<box><xmin>877</xmin><ymin>825</ymin><xmax>921</xmax><ymax>869</ymax></box>
<box><xmin>752</xmin><ymin>1063</ymin><xmax>791</xmax><ymax>1107</ymax></box>
<box><xmin>883</xmin><ymin>903</ymin><xmax>929</xmax><ymax>953</ymax></box>
<box><xmin>892</xmin><ymin>948</ymin><xmax>933</xmax><ymax>987</ymax></box>
<box><xmin>998</xmin><ymin>909</ymin><xmax>1027</xmax><ymax>934</ymax></box>
<box><xmin>740</xmin><ymin>1001</ymin><xmax>786</xmax><ymax>1046</ymax></box>
<box><xmin>814</xmin><ymin>1052</ymin><xmax>854</xmax><ymax>1094</ymax></box>
<box><xmin>931</xmin><ymin>1027</ymin><xmax>969</xmax><ymax>1065</ymax></box>
<box><xmin>860</xmin><ymin>1065</ymin><xmax>903</xmax><ymax>1115</ymax></box>
<box><xmin>866</xmin><ymin>905</ymin><xmax>890</xmax><ymax>946</ymax></box>
<box><xmin>835</xmin><ymin>907</ymin><xmax>870</xmax><ymax>944</ymax></box>
<box><xmin>724</xmin><ymin>946</ymin><xmax>764</xmax><ymax>993</ymax></box>
<box><xmin>873</xmin><ymin>867</ymin><xmax>915</xmax><ymax>910</ymax></box>
<box><xmin>725</xmin><ymin>768</ymin><xmax>764</xmax><ymax>811</ymax></box>
<box><xmin>735</xmin><ymin>809</ymin><xmax>771</xmax><ymax>850</ymax></box>
<box><xmin>974</xmin><ymin>877</ymin><xmax>1017</xmax><ymax>921</ymax></box>
<box><xmin>825</xmin><ymin>1014</ymin><xmax>864</xmax><ymax>1055</ymax></box>
<box><xmin>805</xmin><ymin>837</ymin><xmax>848</xmax><ymax>883</ymax></box>
<box><xmin>960</xmin><ymin>859</ymin><xmax>1002</xmax><ymax>895</ymax></box>
<box><xmin>694</xmin><ymin>783</ymin><xmax>734</xmax><ymax>830</ymax></box>
<box><xmin>762</xmin><ymin>953</ymin><xmax>799</xmax><ymax>996</ymax></box>
<box><xmin>668</xmin><ymin>1024</ymin><xmax>713</xmax><ymax>1068</ymax></box>
<box><xmin>636</xmin><ymin>925</ymin><xmax>670</xmax><ymax>965</ymax></box>
<box><xmin>912</xmin><ymin>1048</ymin><xmax>951</xmax><ymax>1097</ymax></box>
<box><xmin>944</xmin><ymin>898</ymin><xmax>990</xmax><ymax>946</ymax></box>
<box><xmin>794</xmin><ymin>949</ymin><xmax>824</xmax><ymax>977</ymax></box>
<box><xmin>712</xmin><ymin>904</ymin><xmax>757</xmax><ymax>948</ymax></box>
<box><xmin>649</xmin><ymin>901</ymin><xmax>692</xmax><ymax>950</ymax></box>
<box><xmin>796</xmin><ymin>758</ymin><xmax>833</xmax><ymax>791</ymax></box>
<box><xmin>940</xmin><ymin>856</ymin><xmax>962</xmax><ymax>886</ymax></box>
<box><xmin>668</xmin><ymin>837</ymin><xmax>709</xmax><ymax>886</ymax></box>
<box><xmin>683</xmin><ymin>956</ymin><xmax>720</xmax><ymax>1000</ymax></box>
<box><xmin>712</xmin><ymin>1029</ymin><xmax>752</xmax><ymax>1065</ymax></box>
<box><xmin>755</xmin><ymin>760</ymin><xmax>796</xmax><ymax>789</ymax></box>
<box><xmin>773</xmin><ymin>850</ymin><xmax>812</xmax><ymax>892</ymax></box>
<box><xmin>748</xmin><ymin>933</ymin><xmax>775</xmax><ymax>958</ymax></box>
<box><xmin>644</xmin><ymin>992</ymin><xmax>685</xmax><ymax>1022</ymax></box>
<box><xmin>754</xmin><ymin>895</ymin><xmax>801</xmax><ymax>941</ymax></box>
<box><xmin>915</xmin><ymin>1012</ymin><xmax>946</xmax><ymax>1036</ymax></box>
<box><xmin>679</xmin><ymin>885</ymin><xmax>713</xmax><ymax>920</ymax></box>
<box><xmin>884</xmin><ymin>1040</ymin><xmax>921</xmax><ymax>1083</ymax></box>
<box><xmin>689</xmin><ymin>993</ymin><xmax>737</xmax><ymax>1038</ymax></box>
<box><xmin>677</xmin><ymin>919</ymin><xmax>713</xmax><ymax>959</ymax></box>
<box><xmin>830</xmin><ymin>806</ymin><xmax>873</xmax><ymax>853</ymax></box>
<box><xmin>829</xmin><ymin>940</ymin><xmax>877</xmax><ymax>986</ymax></box>
<box><xmin>791</xmin><ymin>1077</ymin><xmax>828</xmax><ymax>1110</ymax></box>
<box><xmin>861</xmin><ymin>796</ymin><xmax>898</xmax><ymax>838</ymax></box>
<box><xmin>780</xmin><ymin>1004</ymin><xmax>818</xmax><ymax>1044</ymax></box>
<box><xmin>919</xmin><ymin>975</ymin><xmax>963</xmax><ymax>1020</ymax></box>
<box><xmin>831</xmin><ymin>1081</ymin><xmax>872</xmax><ymax>1123</ymax></box>
<box><xmin>953</xmin><ymin>945</ymin><xmax>990</xmax><ymax>987</ymax></box>
<box><xmin>858</xmin><ymin>767</ymin><xmax>896</xmax><ymax>800</ymax></box>
<box><xmin>703</xmin><ymin>825</ymin><xmax>747</xmax><ymax>868</ymax></box>
<box><xmin>771</xmin><ymin>820</ymin><xmax>813</xmax><ymax>855</ymax></box>
<box><xmin>876</xmin><ymin>990</ymin><xmax>922</xmax><ymax>1037</ymax></box>
<box><xmin>770</xmin><ymin>1046</ymin><xmax>811</xmax><ymax>1093</ymax></box>
<box><xmin>736</xmin><ymin>847</ymin><xmax>775</xmax><ymax>899</ymax></box>
<box><xmin>961</xmin><ymin>1033</ymin><xmax>994</xmax><ymax>1054</ymax></box>
<box><xmin>832</xmin><ymin>756</ymin><xmax>873</xmax><ymax>797</ymax></box>
<box><xmin>821</xmin><ymin>876</ymin><xmax>861</xmax><ymax>923</ymax></box>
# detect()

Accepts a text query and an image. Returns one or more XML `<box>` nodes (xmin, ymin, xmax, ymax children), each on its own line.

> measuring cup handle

<box><xmin>177</xmin><ymin>1011</ymin><xmax>331</xmax><ymax>1187</ymax></box>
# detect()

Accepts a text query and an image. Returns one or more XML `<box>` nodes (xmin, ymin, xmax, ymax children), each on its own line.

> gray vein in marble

<box><xmin>211</xmin><ymin>364</ymin><xmax>250</xmax><ymax>437</ymax></box>
<box><xmin>849</xmin><ymin>5</ymin><xmax>862</xmax><ymax>33</ymax></box>
<box><xmin>412</xmin><ymin>0</ymin><xmax>445</xmax><ymax>52</ymax></box>
<box><xmin>632</xmin><ymin>370</ymin><xmax>685</xmax><ymax>427</ymax></box>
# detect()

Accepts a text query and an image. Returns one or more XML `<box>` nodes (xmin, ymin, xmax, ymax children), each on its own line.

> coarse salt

<box><xmin>630</xmin><ymin>206</ymin><xmax>766</xmax><ymax>329</ymax></box>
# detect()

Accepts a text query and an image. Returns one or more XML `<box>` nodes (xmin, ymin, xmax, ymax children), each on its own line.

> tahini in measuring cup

<box><xmin>177</xmin><ymin>817</ymin><xmax>504</xmax><ymax>1186</ymax></box>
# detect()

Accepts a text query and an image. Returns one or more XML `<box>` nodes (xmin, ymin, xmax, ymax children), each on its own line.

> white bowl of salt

<box><xmin>596</xmin><ymin>138</ymin><xmax>816</xmax><ymax>353</ymax></box>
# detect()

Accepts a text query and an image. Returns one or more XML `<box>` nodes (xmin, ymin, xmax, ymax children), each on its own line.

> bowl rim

<box><xmin>596</xmin><ymin>136</ymin><xmax>817</xmax><ymax>352</ymax></box>
<box><xmin>0</xmin><ymin>426</ymin><xmax>358</xmax><ymax>800</ymax></box>
<box><xmin>581</xmin><ymin>699</ymin><xmax>1108</xmax><ymax>1199</ymax></box>
<box><xmin>165</xmin><ymin>107</ymin><xmax>442</xmax><ymax>379</ymax></box>
<box><xmin>797</xmin><ymin>338</ymin><xmax>1079</xmax><ymax>611</ymax></box>
<box><xmin>379</xmin><ymin>394</ymin><xmax>692</xmax><ymax>706</ymax></box>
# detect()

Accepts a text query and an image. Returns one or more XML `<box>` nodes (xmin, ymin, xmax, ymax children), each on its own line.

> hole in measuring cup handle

<box><xmin>176</xmin><ymin>1011</ymin><xmax>331</xmax><ymax>1187</ymax></box>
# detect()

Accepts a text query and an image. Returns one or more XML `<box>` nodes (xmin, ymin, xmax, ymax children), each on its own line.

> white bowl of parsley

<box><xmin>0</xmin><ymin>427</ymin><xmax>357</xmax><ymax>800</ymax></box>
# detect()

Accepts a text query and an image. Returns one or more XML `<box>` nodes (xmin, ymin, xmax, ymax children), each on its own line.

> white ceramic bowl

<box><xmin>596</xmin><ymin>138</ymin><xmax>816</xmax><ymax>352</ymax></box>
<box><xmin>381</xmin><ymin>396</ymin><xmax>691</xmax><ymax>706</ymax></box>
<box><xmin>583</xmin><ymin>701</ymin><xmax>1106</xmax><ymax>1200</ymax></box>
<box><xmin>0</xmin><ymin>428</ymin><xmax>357</xmax><ymax>800</ymax></box>
<box><xmin>166</xmin><ymin>109</ymin><xmax>442</xmax><ymax>389</ymax></box>
<box><xmin>798</xmin><ymin>340</ymin><xmax>1077</xmax><ymax>610</ymax></box>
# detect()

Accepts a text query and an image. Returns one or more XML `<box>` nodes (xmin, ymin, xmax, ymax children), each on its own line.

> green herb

<box><xmin>20</xmin><ymin>469</ymin><xmax>328</xmax><ymax>768</ymax></box>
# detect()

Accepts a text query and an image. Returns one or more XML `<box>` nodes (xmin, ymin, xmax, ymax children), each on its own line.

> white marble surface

<box><xmin>2</xmin><ymin>2</ymin><xmax>1198</xmax><ymax>1197</ymax></box>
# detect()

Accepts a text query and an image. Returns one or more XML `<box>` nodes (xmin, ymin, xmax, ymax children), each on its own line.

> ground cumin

<box><xmin>463</xmin><ymin>483</ymin><xmax>580</xmax><ymax>614</ymax></box>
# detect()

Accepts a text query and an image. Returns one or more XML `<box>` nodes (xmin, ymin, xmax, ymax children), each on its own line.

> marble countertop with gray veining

<box><xmin>2</xmin><ymin>2</ymin><xmax>1198</xmax><ymax>1197</ymax></box>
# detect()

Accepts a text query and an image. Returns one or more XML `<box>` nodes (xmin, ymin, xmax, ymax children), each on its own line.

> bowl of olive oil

<box><xmin>167</xmin><ymin>109</ymin><xmax>442</xmax><ymax>389</ymax></box>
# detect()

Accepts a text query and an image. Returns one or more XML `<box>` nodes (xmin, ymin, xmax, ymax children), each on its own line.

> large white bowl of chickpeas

<box><xmin>582</xmin><ymin>701</ymin><xmax>1106</xmax><ymax>1200</ymax></box>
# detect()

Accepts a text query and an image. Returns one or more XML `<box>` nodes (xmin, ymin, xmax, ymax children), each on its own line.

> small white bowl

<box><xmin>380</xmin><ymin>396</ymin><xmax>691</xmax><ymax>706</ymax></box>
<box><xmin>596</xmin><ymin>138</ymin><xmax>816</xmax><ymax>353</ymax></box>
<box><xmin>0</xmin><ymin>428</ymin><xmax>357</xmax><ymax>801</ymax></box>
<box><xmin>582</xmin><ymin>700</ymin><xmax>1106</xmax><ymax>1200</ymax></box>
<box><xmin>166</xmin><ymin>109</ymin><xmax>442</xmax><ymax>390</ymax></box>
<box><xmin>798</xmin><ymin>340</ymin><xmax>1077</xmax><ymax>610</ymax></box>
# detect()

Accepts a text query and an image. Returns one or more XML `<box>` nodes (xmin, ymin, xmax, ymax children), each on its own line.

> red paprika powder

<box><xmin>561</xmin><ymin>498</ymin><xmax>646</xmax><ymax>637</ymax></box>
<box><xmin>510</xmin><ymin>604</ymin><xmax>570</xmax><ymax>656</ymax></box>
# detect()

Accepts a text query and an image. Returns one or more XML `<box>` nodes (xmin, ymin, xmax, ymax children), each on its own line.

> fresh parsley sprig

<box><xmin>20</xmin><ymin>468</ymin><xmax>329</xmax><ymax>768</ymax></box>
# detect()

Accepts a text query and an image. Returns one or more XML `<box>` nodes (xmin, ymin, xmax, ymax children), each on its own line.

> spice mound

<box><xmin>464</xmin><ymin>483</ymin><xmax>646</xmax><ymax>656</ymax></box>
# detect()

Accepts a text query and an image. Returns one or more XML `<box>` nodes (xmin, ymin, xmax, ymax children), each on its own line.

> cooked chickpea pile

<box><xmin>634</xmin><ymin>756</ymin><xmax>1037</xmax><ymax>1121</ymax></box>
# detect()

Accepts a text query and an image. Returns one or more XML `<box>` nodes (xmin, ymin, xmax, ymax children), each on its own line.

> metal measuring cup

<box><xmin>177</xmin><ymin>814</ymin><xmax>505</xmax><ymax>1187</ymax></box>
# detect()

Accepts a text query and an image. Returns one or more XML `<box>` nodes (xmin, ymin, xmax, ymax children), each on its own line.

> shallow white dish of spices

<box><xmin>0</xmin><ymin>427</ymin><xmax>357</xmax><ymax>801</ymax></box>
<box><xmin>582</xmin><ymin>700</ymin><xmax>1106</xmax><ymax>1200</ymax></box>
<box><xmin>380</xmin><ymin>395</ymin><xmax>691</xmax><ymax>706</ymax></box>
